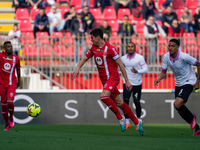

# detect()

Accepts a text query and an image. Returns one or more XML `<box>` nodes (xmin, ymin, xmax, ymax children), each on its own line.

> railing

<box><xmin>10</xmin><ymin>34</ymin><xmax>200</xmax><ymax>90</ymax></box>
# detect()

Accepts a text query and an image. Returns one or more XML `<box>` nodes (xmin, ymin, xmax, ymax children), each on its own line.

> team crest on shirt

<box><xmin>4</xmin><ymin>63</ymin><xmax>11</xmax><ymax>70</ymax></box>
<box><xmin>97</xmin><ymin>49</ymin><xmax>104</xmax><ymax>52</ymax></box>
<box><xmin>10</xmin><ymin>93</ymin><xmax>13</xmax><ymax>97</ymax></box>
<box><xmin>96</xmin><ymin>57</ymin><xmax>103</xmax><ymax>65</ymax></box>
<box><xmin>109</xmin><ymin>86</ymin><xmax>113</xmax><ymax>89</ymax></box>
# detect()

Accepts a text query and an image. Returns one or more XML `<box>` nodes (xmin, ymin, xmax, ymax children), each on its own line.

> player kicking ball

<box><xmin>0</xmin><ymin>41</ymin><xmax>21</xmax><ymax>131</ymax></box>
<box><xmin>154</xmin><ymin>39</ymin><xmax>200</xmax><ymax>135</ymax></box>
<box><xmin>73</xmin><ymin>28</ymin><xmax>144</xmax><ymax>136</ymax></box>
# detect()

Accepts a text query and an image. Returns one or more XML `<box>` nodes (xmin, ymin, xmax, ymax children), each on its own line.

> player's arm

<box><xmin>194</xmin><ymin>61</ymin><xmax>200</xmax><ymax>89</ymax></box>
<box><xmin>17</xmin><ymin>68</ymin><xmax>21</xmax><ymax>88</ymax></box>
<box><xmin>154</xmin><ymin>70</ymin><xmax>167</xmax><ymax>86</ymax></box>
<box><xmin>115</xmin><ymin>58</ymin><xmax>132</xmax><ymax>91</ymax></box>
<box><xmin>73</xmin><ymin>56</ymin><xmax>89</xmax><ymax>79</ymax></box>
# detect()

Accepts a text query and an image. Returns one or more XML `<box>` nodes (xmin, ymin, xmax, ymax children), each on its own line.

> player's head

<box><xmin>4</xmin><ymin>41</ymin><xmax>13</xmax><ymax>54</ymax></box>
<box><xmin>126</xmin><ymin>42</ymin><xmax>136</xmax><ymax>55</ymax></box>
<box><xmin>168</xmin><ymin>38</ymin><xmax>180</xmax><ymax>55</ymax></box>
<box><xmin>90</xmin><ymin>28</ymin><xmax>103</xmax><ymax>45</ymax></box>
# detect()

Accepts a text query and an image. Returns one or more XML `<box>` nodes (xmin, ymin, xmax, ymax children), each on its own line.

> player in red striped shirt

<box><xmin>0</xmin><ymin>41</ymin><xmax>21</xmax><ymax>131</ymax></box>
<box><xmin>73</xmin><ymin>28</ymin><xmax>144</xmax><ymax>135</ymax></box>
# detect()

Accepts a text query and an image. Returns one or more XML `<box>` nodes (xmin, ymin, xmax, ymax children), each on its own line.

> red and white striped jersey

<box><xmin>0</xmin><ymin>51</ymin><xmax>20</xmax><ymax>85</ymax></box>
<box><xmin>86</xmin><ymin>41</ymin><xmax>120</xmax><ymax>83</ymax></box>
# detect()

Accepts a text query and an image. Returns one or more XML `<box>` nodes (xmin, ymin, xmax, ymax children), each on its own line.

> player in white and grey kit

<box><xmin>121</xmin><ymin>42</ymin><xmax>148</xmax><ymax>129</ymax></box>
<box><xmin>155</xmin><ymin>39</ymin><xmax>200</xmax><ymax>135</ymax></box>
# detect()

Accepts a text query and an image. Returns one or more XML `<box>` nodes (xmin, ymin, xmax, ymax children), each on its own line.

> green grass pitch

<box><xmin>0</xmin><ymin>124</ymin><xmax>199</xmax><ymax>150</ymax></box>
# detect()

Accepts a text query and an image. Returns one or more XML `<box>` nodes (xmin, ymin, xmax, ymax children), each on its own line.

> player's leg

<box><xmin>133</xmin><ymin>85</ymin><xmax>142</xmax><ymax>119</ymax></box>
<box><xmin>174</xmin><ymin>85</ymin><xmax>200</xmax><ymax>135</ymax></box>
<box><xmin>122</xmin><ymin>84</ymin><xmax>132</xmax><ymax>129</ymax></box>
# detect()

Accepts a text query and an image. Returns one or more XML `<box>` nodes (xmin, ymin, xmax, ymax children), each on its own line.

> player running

<box><xmin>73</xmin><ymin>28</ymin><xmax>144</xmax><ymax>136</ymax></box>
<box><xmin>121</xmin><ymin>42</ymin><xmax>148</xmax><ymax>129</ymax></box>
<box><xmin>0</xmin><ymin>41</ymin><xmax>21</xmax><ymax>131</ymax></box>
<box><xmin>154</xmin><ymin>38</ymin><xmax>200</xmax><ymax>135</ymax></box>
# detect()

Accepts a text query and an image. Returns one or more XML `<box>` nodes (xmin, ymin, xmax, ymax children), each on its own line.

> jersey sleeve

<box><xmin>138</xmin><ymin>56</ymin><xmax>148</xmax><ymax>74</ymax></box>
<box><xmin>85</xmin><ymin>46</ymin><xmax>93</xmax><ymax>58</ymax></box>
<box><xmin>16</xmin><ymin>57</ymin><xmax>20</xmax><ymax>69</ymax></box>
<box><xmin>109</xmin><ymin>46</ymin><xmax>120</xmax><ymax>61</ymax></box>
<box><xmin>183</xmin><ymin>53</ymin><xmax>198</xmax><ymax>66</ymax></box>
<box><xmin>161</xmin><ymin>54</ymin><xmax>168</xmax><ymax>71</ymax></box>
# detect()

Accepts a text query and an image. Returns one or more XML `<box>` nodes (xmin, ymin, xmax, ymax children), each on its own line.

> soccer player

<box><xmin>154</xmin><ymin>38</ymin><xmax>200</xmax><ymax>135</ymax></box>
<box><xmin>121</xmin><ymin>42</ymin><xmax>148</xmax><ymax>129</ymax></box>
<box><xmin>73</xmin><ymin>28</ymin><xmax>144</xmax><ymax>136</ymax></box>
<box><xmin>0</xmin><ymin>41</ymin><xmax>21</xmax><ymax>131</ymax></box>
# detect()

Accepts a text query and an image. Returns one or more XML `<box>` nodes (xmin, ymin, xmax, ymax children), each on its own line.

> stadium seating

<box><xmin>157</xmin><ymin>0</ymin><xmax>166</xmax><ymax>9</ymax></box>
<box><xmin>19</xmin><ymin>20</ymin><xmax>33</xmax><ymax>32</ymax></box>
<box><xmin>172</xmin><ymin>0</ymin><xmax>184</xmax><ymax>9</ymax></box>
<box><xmin>117</xmin><ymin>8</ymin><xmax>131</xmax><ymax>21</ymax></box>
<box><xmin>30</xmin><ymin>8</ymin><xmax>40</xmax><ymax>20</ymax></box>
<box><xmin>108</xmin><ymin>20</ymin><xmax>119</xmax><ymax>32</ymax></box>
<box><xmin>16</xmin><ymin>8</ymin><xmax>29</xmax><ymax>20</ymax></box>
<box><xmin>70</xmin><ymin>0</ymin><xmax>81</xmax><ymax>9</ymax></box>
<box><xmin>53</xmin><ymin>45</ymin><xmax>68</xmax><ymax>57</ymax></box>
<box><xmin>95</xmin><ymin>19</ymin><xmax>103</xmax><ymax>27</ymax></box>
<box><xmin>103</xmin><ymin>7</ymin><xmax>117</xmax><ymax>20</ymax></box>
<box><xmin>51</xmin><ymin>32</ymin><xmax>64</xmax><ymax>44</ymax></box>
<box><xmin>36</xmin><ymin>32</ymin><xmax>50</xmax><ymax>44</ymax></box>
<box><xmin>176</xmin><ymin>9</ymin><xmax>184</xmax><ymax>20</ymax></box>
<box><xmin>186</xmin><ymin>0</ymin><xmax>199</xmax><ymax>9</ymax></box>
<box><xmin>135</xmin><ymin>21</ymin><xmax>145</xmax><ymax>33</ymax></box>
<box><xmin>23</xmin><ymin>45</ymin><xmax>37</xmax><ymax>57</ymax></box>
<box><xmin>60</xmin><ymin>7</ymin><xmax>70</xmax><ymax>19</ymax></box>
<box><xmin>39</xmin><ymin>45</ymin><xmax>51</xmax><ymax>57</ymax></box>
<box><xmin>89</xmin><ymin>8</ymin><xmax>103</xmax><ymax>20</ymax></box>
<box><xmin>21</xmin><ymin>32</ymin><xmax>35</xmax><ymax>44</ymax></box>
<box><xmin>62</xmin><ymin>32</ymin><xmax>74</xmax><ymax>44</ymax></box>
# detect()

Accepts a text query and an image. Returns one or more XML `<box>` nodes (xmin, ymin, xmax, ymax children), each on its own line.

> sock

<box><xmin>7</xmin><ymin>100</ymin><xmax>14</xmax><ymax>120</ymax></box>
<box><xmin>119</xmin><ymin>102</ymin><xmax>139</xmax><ymax>125</ymax></box>
<box><xmin>101</xmin><ymin>96</ymin><xmax>122</xmax><ymax>120</ymax></box>
<box><xmin>1</xmin><ymin>103</ymin><xmax>9</xmax><ymax>125</ymax></box>
<box><xmin>123</xmin><ymin>97</ymin><xmax>130</xmax><ymax>119</ymax></box>
<box><xmin>126</xmin><ymin>119</ymin><xmax>130</xmax><ymax>124</ymax></box>
<box><xmin>134</xmin><ymin>101</ymin><xmax>141</xmax><ymax>118</ymax></box>
<box><xmin>176</xmin><ymin>105</ymin><xmax>194</xmax><ymax>124</ymax></box>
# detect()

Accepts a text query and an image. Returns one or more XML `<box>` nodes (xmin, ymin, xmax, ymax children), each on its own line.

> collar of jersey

<box><xmin>170</xmin><ymin>50</ymin><xmax>180</xmax><ymax>62</ymax></box>
<box><xmin>126</xmin><ymin>52</ymin><xmax>136</xmax><ymax>60</ymax></box>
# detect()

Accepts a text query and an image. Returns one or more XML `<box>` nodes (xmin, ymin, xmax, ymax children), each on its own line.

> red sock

<box><xmin>1</xmin><ymin>103</ymin><xmax>9</xmax><ymax>125</ymax></box>
<box><xmin>7</xmin><ymin>100</ymin><xmax>14</xmax><ymax>120</ymax></box>
<box><xmin>119</xmin><ymin>102</ymin><xmax>139</xmax><ymax>125</ymax></box>
<box><xmin>101</xmin><ymin>96</ymin><xmax>122</xmax><ymax>120</ymax></box>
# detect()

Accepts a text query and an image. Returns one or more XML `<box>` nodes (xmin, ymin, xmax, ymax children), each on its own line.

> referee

<box><xmin>121</xmin><ymin>42</ymin><xmax>148</xmax><ymax>129</ymax></box>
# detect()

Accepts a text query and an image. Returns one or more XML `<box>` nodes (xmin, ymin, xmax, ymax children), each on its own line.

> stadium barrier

<box><xmin>0</xmin><ymin>90</ymin><xmax>199</xmax><ymax>124</ymax></box>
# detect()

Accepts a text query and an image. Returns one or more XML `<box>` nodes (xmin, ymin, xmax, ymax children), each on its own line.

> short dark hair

<box><xmin>14</xmin><ymin>23</ymin><xmax>18</xmax><ymax>27</ymax></box>
<box><xmin>4</xmin><ymin>41</ymin><xmax>11</xmax><ymax>46</ymax></box>
<box><xmin>70</xmin><ymin>5</ymin><xmax>75</xmax><ymax>9</ymax></box>
<box><xmin>90</xmin><ymin>28</ymin><xmax>103</xmax><ymax>39</ymax></box>
<box><xmin>127</xmin><ymin>42</ymin><xmax>136</xmax><ymax>47</ymax></box>
<box><xmin>169</xmin><ymin>38</ymin><xmax>180</xmax><ymax>46</ymax></box>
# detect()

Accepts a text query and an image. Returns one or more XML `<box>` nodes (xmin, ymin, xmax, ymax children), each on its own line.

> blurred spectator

<box><xmin>142</xmin><ymin>0</ymin><xmax>162</xmax><ymax>23</ymax></box>
<box><xmin>98</xmin><ymin>20</ymin><xmax>111</xmax><ymax>41</ymax></box>
<box><xmin>45</xmin><ymin>0</ymin><xmax>56</xmax><ymax>6</ymax></box>
<box><xmin>117</xmin><ymin>15</ymin><xmax>134</xmax><ymax>55</ymax></box>
<box><xmin>180</xmin><ymin>7</ymin><xmax>194</xmax><ymax>33</ymax></box>
<box><xmin>58</xmin><ymin>0</ymin><xmax>69</xmax><ymax>7</ymax></box>
<box><xmin>168</xmin><ymin>19</ymin><xmax>184</xmax><ymax>37</ymax></box>
<box><xmin>193</xmin><ymin>7</ymin><xmax>200</xmax><ymax>33</ymax></box>
<box><xmin>81</xmin><ymin>0</ymin><xmax>90</xmax><ymax>8</ymax></box>
<box><xmin>29</xmin><ymin>0</ymin><xmax>44</xmax><ymax>9</ymax></box>
<box><xmin>114</xmin><ymin>0</ymin><xmax>133</xmax><ymax>16</ymax></box>
<box><xmin>162</xmin><ymin>0</ymin><xmax>172</xmax><ymax>9</ymax></box>
<box><xmin>94</xmin><ymin>0</ymin><xmax>111</xmax><ymax>12</ymax></box>
<box><xmin>83</xmin><ymin>6</ymin><xmax>95</xmax><ymax>30</ymax></box>
<box><xmin>144</xmin><ymin>15</ymin><xmax>166</xmax><ymax>64</ymax></box>
<box><xmin>33</xmin><ymin>8</ymin><xmax>49</xmax><ymax>38</ymax></box>
<box><xmin>8</xmin><ymin>24</ymin><xmax>21</xmax><ymax>56</ymax></box>
<box><xmin>70</xmin><ymin>9</ymin><xmax>88</xmax><ymax>63</ymax></box>
<box><xmin>13</xmin><ymin>0</ymin><xmax>29</xmax><ymax>10</ymax></box>
<box><xmin>47</xmin><ymin>5</ymin><xmax>66</xmax><ymax>34</ymax></box>
<box><xmin>64</xmin><ymin>5</ymin><xmax>76</xmax><ymax>31</ymax></box>
<box><xmin>162</xmin><ymin>6</ymin><xmax>178</xmax><ymax>34</ymax></box>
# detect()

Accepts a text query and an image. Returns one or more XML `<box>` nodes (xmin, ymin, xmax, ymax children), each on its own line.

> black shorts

<box><xmin>175</xmin><ymin>84</ymin><xmax>193</xmax><ymax>102</ymax></box>
<box><xmin>123</xmin><ymin>84</ymin><xmax>142</xmax><ymax>101</ymax></box>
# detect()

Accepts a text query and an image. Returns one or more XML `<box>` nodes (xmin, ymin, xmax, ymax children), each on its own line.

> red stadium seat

<box><xmin>89</xmin><ymin>8</ymin><xmax>103</xmax><ymax>20</ymax></box>
<box><xmin>117</xmin><ymin>8</ymin><xmax>131</xmax><ymax>21</ymax></box>
<box><xmin>110</xmin><ymin>32</ymin><xmax>121</xmax><ymax>46</ymax></box>
<box><xmin>62</xmin><ymin>32</ymin><xmax>74</xmax><ymax>45</ymax></box>
<box><xmin>157</xmin><ymin>0</ymin><xmax>166</xmax><ymax>9</ymax></box>
<box><xmin>16</xmin><ymin>8</ymin><xmax>29</xmax><ymax>20</ymax></box>
<box><xmin>36</xmin><ymin>32</ymin><xmax>50</xmax><ymax>44</ymax></box>
<box><xmin>53</xmin><ymin>45</ymin><xmax>68</xmax><ymax>56</ymax></box>
<box><xmin>39</xmin><ymin>45</ymin><xmax>51</xmax><ymax>57</ymax></box>
<box><xmin>156</xmin><ymin>20</ymin><xmax>163</xmax><ymax>27</ymax></box>
<box><xmin>132</xmin><ymin>10</ymin><xmax>143</xmax><ymax>21</ymax></box>
<box><xmin>23</xmin><ymin>45</ymin><xmax>37</xmax><ymax>57</ymax></box>
<box><xmin>108</xmin><ymin>20</ymin><xmax>119</xmax><ymax>32</ymax></box>
<box><xmin>70</xmin><ymin>0</ymin><xmax>81</xmax><ymax>9</ymax></box>
<box><xmin>19</xmin><ymin>20</ymin><xmax>33</xmax><ymax>32</ymax></box>
<box><xmin>30</xmin><ymin>8</ymin><xmax>40</xmax><ymax>20</ymax></box>
<box><xmin>135</xmin><ymin>21</ymin><xmax>145</xmax><ymax>33</ymax></box>
<box><xmin>176</xmin><ymin>9</ymin><xmax>184</xmax><ymax>20</ymax></box>
<box><xmin>45</xmin><ymin>7</ymin><xmax>51</xmax><ymax>14</ymax></box>
<box><xmin>172</xmin><ymin>0</ymin><xmax>184</xmax><ymax>9</ymax></box>
<box><xmin>95</xmin><ymin>19</ymin><xmax>103</xmax><ymax>27</ymax></box>
<box><xmin>21</xmin><ymin>32</ymin><xmax>35</xmax><ymax>44</ymax></box>
<box><xmin>182</xmin><ymin>32</ymin><xmax>196</xmax><ymax>45</ymax></box>
<box><xmin>60</xmin><ymin>7</ymin><xmax>70</xmax><ymax>19</ymax></box>
<box><xmin>103</xmin><ymin>7</ymin><xmax>117</xmax><ymax>20</ymax></box>
<box><xmin>51</xmin><ymin>32</ymin><xmax>64</xmax><ymax>44</ymax></box>
<box><xmin>186</xmin><ymin>0</ymin><xmax>199</xmax><ymax>9</ymax></box>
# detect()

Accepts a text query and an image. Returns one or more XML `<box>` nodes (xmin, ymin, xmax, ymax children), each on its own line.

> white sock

<box><xmin>126</xmin><ymin>119</ymin><xmax>130</xmax><ymax>124</ymax></box>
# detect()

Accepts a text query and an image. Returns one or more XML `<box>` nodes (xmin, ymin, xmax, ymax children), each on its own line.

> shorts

<box><xmin>0</xmin><ymin>83</ymin><xmax>17</xmax><ymax>103</ymax></box>
<box><xmin>175</xmin><ymin>84</ymin><xmax>193</xmax><ymax>102</ymax></box>
<box><xmin>123</xmin><ymin>84</ymin><xmax>142</xmax><ymax>101</ymax></box>
<box><xmin>103</xmin><ymin>79</ymin><xmax>121</xmax><ymax>100</ymax></box>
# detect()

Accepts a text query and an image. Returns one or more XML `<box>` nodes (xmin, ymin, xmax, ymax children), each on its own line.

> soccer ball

<box><xmin>27</xmin><ymin>103</ymin><xmax>41</xmax><ymax>117</ymax></box>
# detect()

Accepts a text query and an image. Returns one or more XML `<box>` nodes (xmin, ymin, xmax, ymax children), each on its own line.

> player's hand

<box><xmin>154</xmin><ymin>79</ymin><xmax>160</xmax><ymax>86</ymax></box>
<box><xmin>73</xmin><ymin>68</ymin><xmax>79</xmax><ymax>80</ymax></box>
<box><xmin>17</xmin><ymin>82</ymin><xmax>20</xmax><ymax>88</ymax></box>
<box><xmin>125</xmin><ymin>81</ymin><xmax>132</xmax><ymax>92</ymax></box>
<box><xmin>193</xmin><ymin>79</ymin><xmax>199</xmax><ymax>90</ymax></box>
<box><xmin>131</xmin><ymin>67</ymin><xmax>138</xmax><ymax>73</ymax></box>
